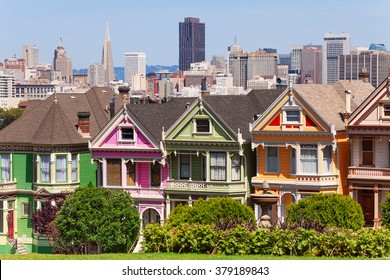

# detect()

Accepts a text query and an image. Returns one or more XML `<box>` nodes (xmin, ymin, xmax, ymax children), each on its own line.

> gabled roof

<box><xmin>0</xmin><ymin>87</ymin><xmax>123</xmax><ymax>146</ymax></box>
<box><xmin>294</xmin><ymin>80</ymin><xmax>374</xmax><ymax>131</ymax></box>
<box><xmin>126</xmin><ymin>89</ymin><xmax>284</xmax><ymax>142</ymax></box>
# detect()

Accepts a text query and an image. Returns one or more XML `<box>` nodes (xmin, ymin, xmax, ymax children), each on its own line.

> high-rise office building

<box><xmin>179</xmin><ymin>17</ymin><xmax>205</xmax><ymax>71</ymax></box>
<box><xmin>339</xmin><ymin>51</ymin><xmax>390</xmax><ymax>87</ymax></box>
<box><xmin>124</xmin><ymin>52</ymin><xmax>146</xmax><ymax>87</ymax></box>
<box><xmin>88</xmin><ymin>63</ymin><xmax>105</xmax><ymax>87</ymax></box>
<box><xmin>301</xmin><ymin>45</ymin><xmax>322</xmax><ymax>84</ymax></box>
<box><xmin>102</xmin><ymin>20</ymin><xmax>115</xmax><ymax>85</ymax></box>
<box><xmin>22</xmin><ymin>45</ymin><xmax>39</xmax><ymax>68</ymax></box>
<box><xmin>53</xmin><ymin>45</ymin><xmax>72</xmax><ymax>83</ymax></box>
<box><xmin>322</xmin><ymin>32</ymin><xmax>350</xmax><ymax>84</ymax></box>
<box><xmin>290</xmin><ymin>45</ymin><xmax>303</xmax><ymax>74</ymax></box>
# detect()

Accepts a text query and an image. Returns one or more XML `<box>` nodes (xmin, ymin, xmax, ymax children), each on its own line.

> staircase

<box><xmin>133</xmin><ymin>235</ymin><xmax>143</xmax><ymax>253</ymax></box>
<box><xmin>16</xmin><ymin>241</ymin><xmax>29</xmax><ymax>255</ymax></box>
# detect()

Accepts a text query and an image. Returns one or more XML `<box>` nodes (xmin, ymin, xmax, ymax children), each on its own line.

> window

<box><xmin>40</xmin><ymin>155</ymin><xmax>50</xmax><ymax>182</ymax></box>
<box><xmin>71</xmin><ymin>154</ymin><xmax>78</xmax><ymax>181</ymax></box>
<box><xmin>120</xmin><ymin>127</ymin><xmax>134</xmax><ymax>141</ymax></box>
<box><xmin>23</xmin><ymin>203</ymin><xmax>30</xmax><ymax>217</ymax></box>
<box><xmin>384</xmin><ymin>104</ymin><xmax>390</xmax><ymax>117</ymax></box>
<box><xmin>286</xmin><ymin>110</ymin><xmax>300</xmax><ymax>123</ymax></box>
<box><xmin>266</xmin><ymin>147</ymin><xmax>279</xmax><ymax>173</ymax></box>
<box><xmin>210</xmin><ymin>152</ymin><xmax>226</xmax><ymax>181</ymax></box>
<box><xmin>231</xmin><ymin>154</ymin><xmax>241</xmax><ymax>181</ymax></box>
<box><xmin>323</xmin><ymin>145</ymin><xmax>333</xmax><ymax>174</ymax></box>
<box><xmin>107</xmin><ymin>159</ymin><xmax>121</xmax><ymax>186</ymax></box>
<box><xmin>300</xmin><ymin>145</ymin><xmax>317</xmax><ymax>174</ymax></box>
<box><xmin>180</xmin><ymin>155</ymin><xmax>190</xmax><ymax>179</ymax></box>
<box><xmin>195</xmin><ymin>119</ymin><xmax>210</xmax><ymax>133</ymax></box>
<box><xmin>56</xmin><ymin>155</ymin><xmax>67</xmax><ymax>182</ymax></box>
<box><xmin>1</xmin><ymin>154</ymin><xmax>10</xmax><ymax>181</ymax></box>
<box><xmin>126</xmin><ymin>161</ymin><xmax>136</xmax><ymax>185</ymax></box>
<box><xmin>362</xmin><ymin>139</ymin><xmax>373</xmax><ymax>166</ymax></box>
<box><xmin>0</xmin><ymin>201</ymin><xmax>3</xmax><ymax>233</ymax></box>
<box><xmin>151</xmin><ymin>162</ymin><xmax>161</xmax><ymax>186</ymax></box>
<box><xmin>290</xmin><ymin>148</ymin><xmax>296</xmax><ymax>174</ymax></box>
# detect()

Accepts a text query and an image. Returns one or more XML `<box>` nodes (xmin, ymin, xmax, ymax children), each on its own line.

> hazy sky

<box><xmin>1</xmin><ymin>0</ymin><xmax>389</xmax><ymax>69</ymax></box>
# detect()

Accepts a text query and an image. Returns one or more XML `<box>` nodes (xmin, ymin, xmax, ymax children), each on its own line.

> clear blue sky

<box><xmin>0</xmin><ymin>0</ymin><xmax>389</xmax><ymax>69</ymax></box>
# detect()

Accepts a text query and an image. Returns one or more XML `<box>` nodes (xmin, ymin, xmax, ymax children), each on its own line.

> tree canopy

<box><xmin>55</xmin><ymin>184</ymin><xmax>140</xmax><ymax>253</ymax></box>
<box><xmin>0</xmin><ymin>108</ymin><xmax>24</xmax><ymax>130</ymax></box>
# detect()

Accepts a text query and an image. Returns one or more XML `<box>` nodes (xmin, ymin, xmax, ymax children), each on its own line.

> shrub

<box><xmin>166</xmin><ymin>197</ymin><xmax>255</xmax><ymax>227</ymax></box>
<box><xmin>286</xmin><ymin>193</ymin><xmax>364</xmax><ymax>230</ymax></box>
<box><xmin>380</xmin><ymin>192</ymin><xmax>390</xmax><ymax>228</ymax></box>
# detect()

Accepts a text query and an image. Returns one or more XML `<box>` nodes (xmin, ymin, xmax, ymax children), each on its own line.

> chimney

<box><xmin>118</xmin><ymin>85</ymin><xmax>130</xmax><ymax>102</ymax></box>
<box><xmin>109</xmin><ymin>95</ymin><xmax>116</xmax><ymax>119</ymax></box>
<box><xmin>358</xmin><ymin>68</ymin><xmax>369</xmax><ymax>83</ymax></box>
<box><xmin>345</xmin><ymin>90</ymin><xmax>352</xmax><ymax>114</ymax></box>
<box><xmin>77</xmin><ymin>111</ymin><xmax>91</xmax><ymax>137</ymax></box>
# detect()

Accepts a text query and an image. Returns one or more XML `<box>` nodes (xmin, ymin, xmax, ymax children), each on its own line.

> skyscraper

<box><xmin>102</xmin><ymin>20</ymin><xmax>115</xmax><ymax>85</ymax></box>
<box><xmin>124</xmin><ymin>52</ymin><xmax>146</xmax><ymax>87</ymax></box>
<box><xmin>53</xmin><ymin>45</ymin><xmax>72</xmax><ymax>83</ymax></box>
<box><xmin>179</xmin><ymin>17</ymin><xmax>205</xmax><ymax>71</ymax></box>
<box><xmin>322</xmin><ymin>32</ymin><xmax>350</xmax><ymax>84</ymax></box>
<box><xmin>301</xmin><ymin>45</ymin><xmax>322</xmax><ymax>84</ymax></box>
<box><xmin>22</xmin><ymin>45</ymin><xmax>39</xmax><ymax>68</ymax></box>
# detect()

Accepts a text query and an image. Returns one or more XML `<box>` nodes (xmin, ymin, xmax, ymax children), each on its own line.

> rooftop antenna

<box><xmin>59</xmin><ymin>37</ymin><xmax>63</xmax><ymax>46</ymax></box>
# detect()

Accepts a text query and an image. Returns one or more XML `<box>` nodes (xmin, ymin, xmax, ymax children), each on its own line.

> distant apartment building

<box><xmin>301</xmin><ymin>44</ymin><xmax>322</xmax><ymax>84</ymax></box>
<box><xmin>322</xmin><ymin>32</ymin><xmax>350</xmax><ymax>84</ymax></box>
<box><xmin>14</xmin><ymin>83</ymin><xmax>55</xmax><ymax>99</ymax></box>
<box><xmin>247</xmin><ymin>75</ymin><xmax>276</xmax><ymax>90</ymax></box>
<box><xmin>339</xmin><ymin>51</ymin><xmax>390</xmax><ymax>87</ymax></box>
<box><xmin>53</xmin><ymin>45</ymin><xmax>73</xmax><ymax>83</ymax></box>
<box><xmin>179</xmin><ymin>17</ymin><xmax>205</xmax><ymax>71</ymax></box>
<box><xmin>214</xmin><ymin>73</ymin><xmax>244</xmax><ymax>95</ymax></box>
<box><xmin>278</xmin><ymin>54</ymin><xmax>291</xmax><ymax>69</ymax></box>
<box><xmin>132</xmin><ymin>73</ymin><xmax>147</xmax><ymax>91</ymax></box>
<box><xmin>183</xmin><ymin>61</ymin><xmax>214</xmax><ymax>87</ymax></box>
<box><xmin>0</xmin><ymin>70</ymin><xmax>15</xmax><ymax>108</ymax></box>
<box><xmin>277</xmin><ymin>65</ymin><xmax>289</xmax><ymax>80</ymax></box>
<box><xmin>211</xmin><ymin>55</ymin><xmax>226</xmax><ymax>72</ymax></box>
<box><xmin>290</xmin><ymin>45</ymin><xmax>303</xmax><ymax>74</ymax></box>
<box><xmin>88</xmin><ymin>63</ymin><xmax>106</xmax><ymax>86</ymax></box>
<box><xmin>22</xmin><ymin>45</ymin><xmax>39</xmax><ymax>68</ymax></box>
<box><xmin>124</xmin><ymin>52</ymin><xmax>146</xmax><ymax>88</ymax></box>
<box><xmin>229</xmin><ymin>47</ymin><xmax>277</xmax><ymax>89</ymax></box>
<box><xmin>4</xmin><ymin>56</ymin><xmax>25</xmax><ymax>81</ymax></box>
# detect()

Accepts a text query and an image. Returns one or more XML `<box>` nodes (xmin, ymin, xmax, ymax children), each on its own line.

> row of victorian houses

<box><xmin>0</xmin><ymin>75</ymin><xmax>389</xmax><ymax>254</ymax></box>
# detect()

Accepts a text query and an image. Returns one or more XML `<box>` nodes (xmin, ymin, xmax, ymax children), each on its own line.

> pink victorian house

<box><xmin>89</xmin><ymin>103</ymin><xmax>169</xmax><ymax>228</ymax></box>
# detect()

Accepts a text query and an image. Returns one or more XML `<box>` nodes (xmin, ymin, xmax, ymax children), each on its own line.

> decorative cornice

<box><xmin>0</xmin><ymin>145</ymin><xmax>88</xmax><ymax>153</ymax></box>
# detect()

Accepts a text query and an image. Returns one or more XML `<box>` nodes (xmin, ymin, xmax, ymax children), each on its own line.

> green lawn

<box><xmin>0</xmin><ymin>253</ymin><xmax>377</xmax><ymax>260</ymax></box>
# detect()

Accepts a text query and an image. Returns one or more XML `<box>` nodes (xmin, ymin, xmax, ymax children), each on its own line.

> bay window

<box><xmin>180</xmin><ymin>155</ymin><xmax>190</xmax><ymax>179</ymax></box>
<box><xmin>126</xmin><ymin>161</ymin><xmax>136</xmax><ymax>185</ymax></box>
<box><xmin>1</xmin><ymin>154</ymin><xmax>10</xmax><ymax>181</ymax></box>
<box><xmin>71</xmin><ymin>154</ymin><xmax>78</xmax><ymax>181</ymax></box>
<box><xmin>56</xmin><ymin>155</ymin><xmax>67</xmax><ymax>182</ymax></box>
<box><xmin>40</xmin><ymin>155</ymin><xmax>50</xmax><ymax>182</ymax></box>
<box><xmin>323</xmin><ymin>145</ymin><xmax>332</xmax><ymax>174</ymax></box>
<box><xmin>362</xmin><ymin>139</ymin><xmax>373</xmax><ymax>166</ymax></box>
<box><xmin>266</xmin><ymin>147</ymin><xmax>279</xmax><ymax>173</ymax></box>
<box><xmin>107</xmin><ymin>159</ymin><xmax>121</xmax><ymax>186</ymax></box>
<box><xmin>231</xmin><ymin>154</ymin><xmax>241</xmax><ymax>181</ymax></box>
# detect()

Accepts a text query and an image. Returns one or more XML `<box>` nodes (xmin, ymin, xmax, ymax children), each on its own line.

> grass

<box><xmin>0</xmin><ymin>252</ymin><xmax>378</xmax><ymax>260</ymax></box>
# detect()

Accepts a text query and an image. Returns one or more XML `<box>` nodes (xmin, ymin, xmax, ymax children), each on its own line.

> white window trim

<box><xmin>192</xmin><ymin>118</ymin><xmax>212</xmax><ymax>135</ymax></box>
<box><xmin>118</xmin><ymin>125</ymin><xmax>136</xmax><ymax>143</ymax></box>
<box><xmin>265</xmin><ymin>147</ymin><xmax>279</xmax><ymax>173</ymax></box>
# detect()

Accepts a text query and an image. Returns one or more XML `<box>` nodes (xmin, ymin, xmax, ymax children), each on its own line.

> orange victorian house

<box><xmin>347</xmin><ymin>77</ymin><xmax>390</xmax><ymax>227</ymax></box>
<box><xmin>250</xmin><ymin>80</ymin><xmax>373</xmax><ymax>223</ymax></box>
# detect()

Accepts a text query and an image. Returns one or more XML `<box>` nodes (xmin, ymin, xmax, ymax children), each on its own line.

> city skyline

<box><xmin>0</xmin><ymin>0</ymin><xmax>389</xmax><ymax>69</ymax></box>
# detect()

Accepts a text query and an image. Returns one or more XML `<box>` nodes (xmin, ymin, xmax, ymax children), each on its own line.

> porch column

<box><xmin>254</xmin><ymin>204</ymin><xmax>260</xmax><ymax>221</ymax></box>
<box><xmin>206</xmin><ymin>152</ymin><xmax>210</xmax><ymax>181</ymax></box>
<box><xmin>67</xmin><ymin>153</ymin><xmax>72</xmax><ymax>183</ymax></box>
<box><xmin>226</xmin><ymin>152</ymin><xmax>231</xmax><ymax>182</ymax></box>
<box><xmin>166</xmin><ymin>195</ymin><xmax>171</xmax><ymax>217</ymax></box>
<box><xmin>50</xmin><ymin>154</ymin><xmax>55</xmax><ymax>184</ymax></box>
<box><xmin>349</xmin><ymin>184</ymin><xmax>354</xmax><ymax>199</ymax></box>
<box><xmin>277</xmin><ymin>204</ymin><xmax>282</xmax><ymax>223</ymax></box>
<box><xmin>121</xmin><ymin>158</ymin><xmax>127</xmax><ymax>187</ymax></box>
<box><xmin>188</xmin><ymin>195</ymin><xmax>193</xmax><ymax>207</ymax></box>
<box><xmin>102</xmin><ymin>158</ymin><xmax>107</xmax><ymax>187</ymax></box>
<box><xmin>374</xmin><ymin>185</ymin><xmax>380</xmax><ymax>227</ymax></box>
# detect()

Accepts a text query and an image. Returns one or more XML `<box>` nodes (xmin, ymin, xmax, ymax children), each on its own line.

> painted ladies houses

<box><xmin>0</xmin><ymin>87</ymin><xmax>122</xmax><ymax>254</ymax></box>
<box><xmin>250</xmin><ymin>80</ymin><xmax>374</xmax><ymax>223</ymax></box>
<box><xmin>89</xmin><ymin>89</ymin><xmax>284</xmax><ymax>226</ymax></box>
<box><xmin>347</xmin><ymin>77</ymin><xmax>390</xmax><ymax>227</ymax></box>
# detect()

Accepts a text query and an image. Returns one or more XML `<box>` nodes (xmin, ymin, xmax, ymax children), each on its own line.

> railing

<box><xmin>166</xmin><ymin>180</ymin><xmax>245</xmax><ymax>192</ymax></box>
<box><xmin>127</xmin><ymin>188</ymin><xmax>164</xmax><ymax>198</ymax></box>
<box><xmin>0</xmin><ymin>180</ymin><xmax>17</xmax><ymax>191</ymax></box>
<box><xmin>348</xmin><ymin>167</ymin><xmax>390</xmax><ymax>177</ymax></box>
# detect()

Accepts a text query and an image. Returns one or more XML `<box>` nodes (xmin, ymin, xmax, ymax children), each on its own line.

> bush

<box><xmin>286</xmin><ymin>193</ymin><xmax>364</xmax><ymax>230</ymax></box>
<box><xmin>167</xmin><ymin>197</ymin><xmax>255</xmax><ymax>227</ymax></box>
<box><xmin>380</xmin><ymin>192</ymin><xmax>390</xmax><ymax>228</ymax></box>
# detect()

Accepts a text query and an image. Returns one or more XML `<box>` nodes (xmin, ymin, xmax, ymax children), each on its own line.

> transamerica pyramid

<box><xmin>102</xmin><ymin>20</ymin><xmax>115</xmax><ymax>85</ymax></box>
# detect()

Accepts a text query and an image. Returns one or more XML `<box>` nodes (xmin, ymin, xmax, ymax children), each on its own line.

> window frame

<box><xmin>179</xmin><ymin>154</ymin><xmax>191</xmax><ymax>180</ymax></box>
<box><xmin>323</xmin><ymin>145</ymin><xmax>333</xmax><ymax>174</ymax></box>
<box><xmin>150</xmin><ymin>162</ymin><xmax>161</xmax><ymax>187</ymax></box>
<box><xmin>210</xmin><ymin>152</ymin><xmax>227</xmax><ymax>181</ymax></box>
<box><xmin>193</xmin><ymin>117</ymin><xmax>212</xmax><ymax>135</ymax></box>
<box><xmin>383</xmin><ymin>104</ymin><xmax>390</xmax><ymax>117</ymax></box>
<box><xmin>126</xmin><ymin>161</ymin><xmax>136</xmax><ymax>186</ymax></box>
<box><xmin>107</xmin><ymin>159</ymin><xmax>122</xmax><ymax>186</ymax></box>
<box><xmin>290</xmin><ymin>148</ymin><xmax>296</xmax><ymax>174</ymax></box>
<box><xmin>55</xmin><ymin>154</ymin><xmax>67</xmax><ymax>183</ymax></box>
<box><xmin>285</xmin><ymin>110</ymin><xmax>301</xmax><ymax>124</ymax></box>
<box><xmin>22</xmin><ymin>203</ymin><xmax>30</xmax><ymax>218</ymax></box>
<box><xmin>40</xmin><ymin>154</ymin><xmax>51</xmax><ymax>183</ymax></box>
<box><xmin>361</xmin><ymin>139</ymin><xmax>374</xmax><ymax>166</ymax></box>
<box><xmin>71</xmin><ymin>154</ymin><xmax>78</xmax><ymax>182</ymax></box>
<box><xmin>231</xmin><ymin>154</ymin><xmax>241</xmax><ymax>181</ymax></box>
<box><xmin>300</xmin><ymin>144</ymin><xmax>318</xmax><ymax>174</ymax></box>
<box><xmin>0</xmin><ymin>153</ymin><xmax>11</xmax><ymax>181</ymax></box>
<box><xmin>118</xmin><ymin>125</ymin><xmax>136</xmax><ymax>143</ymax></box>
<box><xmin>266</xmin><ymin>147</ymin><xmax>279</xmax><ymax>173</ymax></box>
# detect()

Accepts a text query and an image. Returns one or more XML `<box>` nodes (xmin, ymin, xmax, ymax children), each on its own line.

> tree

<box><xmin>380</xmin><ymin>192</ymin><xmax>390</xmax><ymax>227</ymax></box>
<box><xmin>55</xmin><ymin>184</ymin><xmax>140</xmax><ymax>253</ymax></box>
<box><xmin>0</xmin><ymin>108</ymin><xmax>24</xmax><ymax>130</ymax></box>
<box><xmin>167</xmin><ymin>197</ymin><xmax>255</xmax><ymax>227</ymax></box>
<box><xmin>286</xmin><ymin>193</ymin><xmax>364</xmax><ymax>230</ymax></box>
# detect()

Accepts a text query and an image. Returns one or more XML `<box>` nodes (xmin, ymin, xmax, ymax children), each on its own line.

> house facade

<box><xmin>0</xmin><ymin>88</ymin><xmax>122</xmax><ymax>254</ymax></box>
<box><xmin>250</xmin><ymin>81</ymin><xmax>374</xmax><ymax>223</ymax></box>
<box><xmin>347</xmin><ymin>78</ymin><xmax>390</xmax><ymax>227</ymax></box>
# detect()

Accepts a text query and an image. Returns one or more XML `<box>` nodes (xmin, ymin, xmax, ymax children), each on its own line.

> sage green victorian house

<box><xmin>161</xmin><ymin>90</ymin><xmax>283</xmax><ymax>215</ymax></box>
<box><xmin>0</xmin><ymin>88</ymin><xmax>122</xmax><ymax>254</ymax></box>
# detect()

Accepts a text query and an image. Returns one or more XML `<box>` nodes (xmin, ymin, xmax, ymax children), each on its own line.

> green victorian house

<box><xmin>0</xmin><ymin>87</ymin><xmax>122</xmax><ymax>254</ymax></box>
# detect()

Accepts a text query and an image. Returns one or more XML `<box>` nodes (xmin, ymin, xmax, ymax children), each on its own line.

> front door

<box><xmin>7</xmin><ymin>210</ymin><xmax>14</xmax><ymax>239</ymax></box>
<box><xmin>142</xmin><ymin>208</ymin><xmax>160</xmax><ymax>228</ymax></box>
<box><xmin>358</xmin><ymin>190</ymin><xmax>374</xmax><ymax>226</ymax></box>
